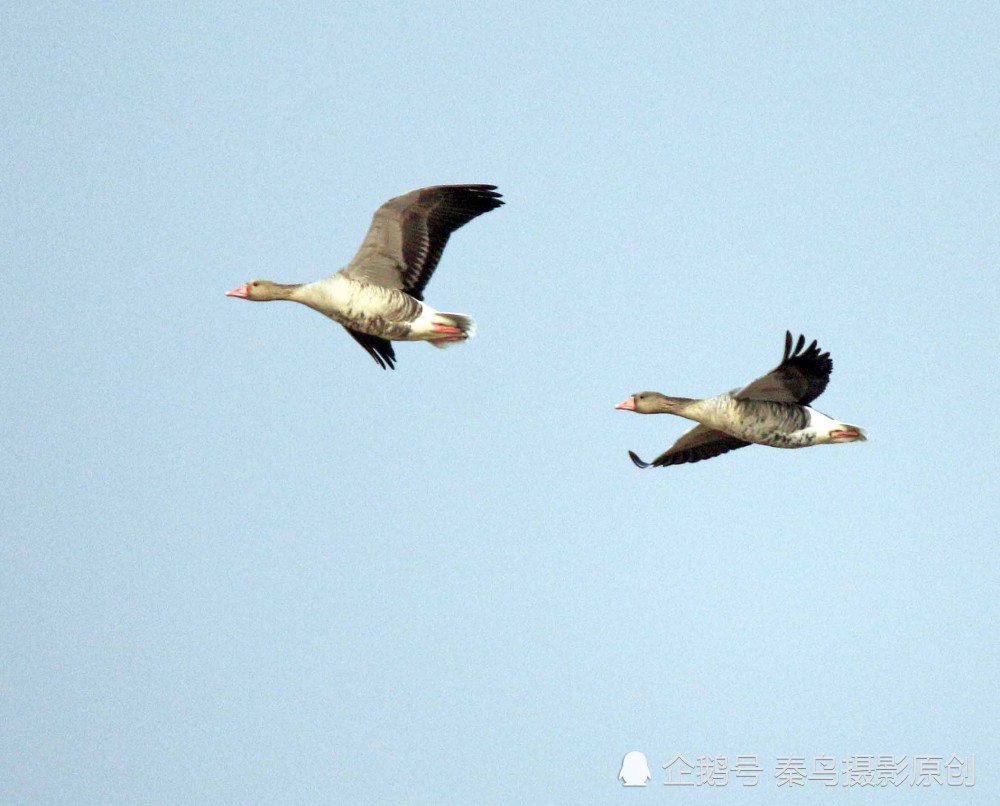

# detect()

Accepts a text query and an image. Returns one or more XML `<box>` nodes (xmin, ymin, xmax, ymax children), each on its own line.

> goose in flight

<box><xmin>226</xmin><ymin>184</ymin><xmax>503</xmax><ymax>369</ymax></box>
<box><xmin>616</xmin><ymin>332</ymin><xmax>867</xmax><ymax>467</ymax></box>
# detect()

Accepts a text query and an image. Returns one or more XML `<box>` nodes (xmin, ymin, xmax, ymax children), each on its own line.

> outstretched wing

<box><xmin>735</xmin><ymin>331</ymin><xmax>832</xmax><ymax>405</ymax></box>
<box><xmin>345</xmin><ymin>328</ymin><xmax>396</xmax><ymax>370</ymax></box>
<box><xmin>339</xmin><ymin>184</ymin><xmax>503</xmax><ymax>301</ymax></box>
<box><xmin>628</xmin><ymin>424</ymin><xmax>752</xmax><ymax>468</ymax></box>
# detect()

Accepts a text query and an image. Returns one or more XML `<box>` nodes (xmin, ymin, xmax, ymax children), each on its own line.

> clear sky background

<box><xmin>3</xmin><ymin>3</ymin><xmax>997</xmax><ymax>804</ymax></box>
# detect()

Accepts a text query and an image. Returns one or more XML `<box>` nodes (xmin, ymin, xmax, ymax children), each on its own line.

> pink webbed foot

<box><xmin>431</xmin><ymin>323</ymin><xmax>463</xmax><ymax>335</ymax></box>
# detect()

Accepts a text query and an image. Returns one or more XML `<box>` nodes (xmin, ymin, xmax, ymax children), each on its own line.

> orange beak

<box><xmin>615</xmin><ymin>396</ymin><xmax>636</xmax><ymax>411</ymax></box>
<box><xmin>226</xmin><ymin>284</ymin><xmax>249</xmax><ymax>298</ymax></box>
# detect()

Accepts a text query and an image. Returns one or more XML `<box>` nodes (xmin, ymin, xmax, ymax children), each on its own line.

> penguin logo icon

<box><xmin>619</xmin><ymin>751</ymin><xmax>651</xmax><ymax>786</ymax></box>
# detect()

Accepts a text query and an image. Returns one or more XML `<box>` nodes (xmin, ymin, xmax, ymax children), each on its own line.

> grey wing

<box><xmin>338</xmin><ymin>184</ymin><xmax>503</xmax><ymax>301</ymax></box>
<box><xmin>734</xmin><ymin>331</ymin><xmax>833</xmax><ymax>405</ymax></box>
<box><xmin>628</xmin><ymin>424</ymin><xmax>752</xmax><ymax>468</ymax></box>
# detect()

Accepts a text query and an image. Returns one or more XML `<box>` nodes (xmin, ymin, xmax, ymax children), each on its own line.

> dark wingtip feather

<box><xmin>432</xmin><ymin>184</ymin><xmax>504</xmax><ymax>212</ymax></box>
<box><xmin>366</xmin><ymin>349</ymin><xmax>395</xmax><ymax>370</ymax></box>
<box><xmin>374</xmin><ymin>347</ymin><xmax>396</xmax><ymax>370</ymax></box>
<box><xmin>628</xmin><ymin>450</ymin><xmax>651</xmax><ymax>469</ymax></box>
<box><xmin>454</xmin><ymin>184</ymin><xmax>504</xmax><ymax>212</ymax></box>
<box><xmin>781</xmin><ymin>332</ymin><xmax>833</xmax><ymax>404</ymax></box>
<box><xmin>347</xmin><ymin>329</ymin><xmax>397</xmax><ymax>370</ymax></box>
<box><xmin>400</xmin><ymin>185</ymin><xmax>504</xmax><ymax>299</ymax></box>
<box><xmin>373</xmin><ymin>353</ymin><xmax>395</xmax><ymax>370</ymax></box>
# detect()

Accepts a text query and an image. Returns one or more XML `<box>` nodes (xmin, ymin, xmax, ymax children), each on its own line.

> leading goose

<box><xmin>616</xmin><ymin>332</ymin><xmax>867</xmax><ymax>468</ymax></box>
<box><xmin>226</xmin><ymin>184</ymin><xmax>503</xmax><ymax>369</ymax></box>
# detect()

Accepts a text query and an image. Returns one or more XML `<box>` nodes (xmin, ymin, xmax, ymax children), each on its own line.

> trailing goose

<box><xmin>226</xmin><ymin>184</ymin><xmax>503</xmax><ymax>369</ymax></box>
<box><xmin>616</xmin><ymin>332</ymin><xmax>867</xmax><ymax>467</ymax></box>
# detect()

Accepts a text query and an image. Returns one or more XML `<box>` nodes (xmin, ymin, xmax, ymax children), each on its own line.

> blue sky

<box><xmin>2</xmin><ymin>2</ymin><xmax>998</xmax><ymax>803</ymax></box>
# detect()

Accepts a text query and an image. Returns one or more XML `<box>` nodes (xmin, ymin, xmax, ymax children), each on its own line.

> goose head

<box><xmin>615</xmin><ymin>392</ymin><xmax>691</xmax><ymax>414</ymax></box>
<box><xmin>226</xmin><ymin>280</ymin><xmax>296</xmax><ymax>301</ymax></box>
